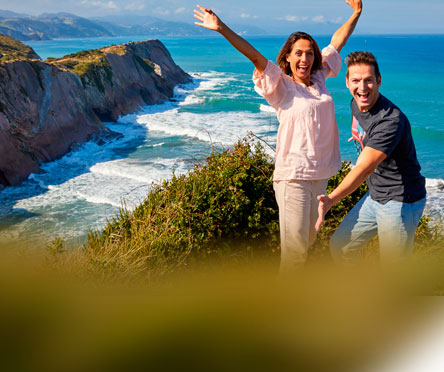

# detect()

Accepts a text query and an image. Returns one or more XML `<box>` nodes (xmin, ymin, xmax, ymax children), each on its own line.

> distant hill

<box><xmin>0</xmin><ymin>12</ymin><xmax>113</xmax><ymax>40</ymax></box>
<box><xmin>92</xmin><ymin>14</ymin><xmax>266</xmax><ymax>36</ymax></box>
<box><xmin>0</xmin><ymin>10</ymin><xmax>267</xmax><ymax>41</ymax></box>
<box><xmin>0</xmin><ymin>10</ymin><xmax>27</xmax><ymax>18</ymax></box>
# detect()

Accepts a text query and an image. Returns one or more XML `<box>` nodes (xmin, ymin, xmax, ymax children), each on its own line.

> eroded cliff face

<box><xmin>0</xmin><ymin>38</ymin><xmax>191</xmax><ymax>186</ymax></box>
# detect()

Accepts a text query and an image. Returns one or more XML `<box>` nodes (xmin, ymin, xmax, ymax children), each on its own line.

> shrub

<box><xmin>85</xmin><ymin>136</ymin><xmax>279</xmax><ymax>276</ymax></box>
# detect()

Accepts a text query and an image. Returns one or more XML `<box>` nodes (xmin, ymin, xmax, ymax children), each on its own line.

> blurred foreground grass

<box><xmin>1</xmin><ymin>136</ymin><xmax>444</xmax><ymax>371</ymax></box>
<box><xmin>1</xmin><ymin>254</ymin><xmax>444</xmax><ymax>372</ymax></box>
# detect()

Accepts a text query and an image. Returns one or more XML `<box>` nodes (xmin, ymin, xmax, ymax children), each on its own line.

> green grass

<box><xmin>46</xmin><ymin>49</ymin><xmax>113</xmax><ymax>93</ymax></box>
<box><xmin>0</xmin><ymin>34</ymin><xmax>40</xmax><ymax>63</ymax></box>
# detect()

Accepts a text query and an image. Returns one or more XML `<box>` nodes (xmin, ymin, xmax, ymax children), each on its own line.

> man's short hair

<box><xmin>345</xmin><ymin>51</ymin><xmax>381</xmax><ymax>79</ymax></box>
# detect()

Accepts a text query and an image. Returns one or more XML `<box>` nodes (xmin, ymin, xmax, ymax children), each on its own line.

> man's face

<box><xmin>346</xmin><ymin>64</ymin><xmax>381</xmax><ymax>112</ymax></box>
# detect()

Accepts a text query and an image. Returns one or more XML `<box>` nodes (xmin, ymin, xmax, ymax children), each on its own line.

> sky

<box><xmin>0</xmin><ymin>0</ymin><xmax>443</xmax><ymax>34</ymax></box>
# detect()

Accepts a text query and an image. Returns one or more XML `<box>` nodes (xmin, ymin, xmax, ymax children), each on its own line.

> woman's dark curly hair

<box><xmin>276</xmin><ymin>32</ymin><xmax>322</xmax><ymax>77</ymax></box>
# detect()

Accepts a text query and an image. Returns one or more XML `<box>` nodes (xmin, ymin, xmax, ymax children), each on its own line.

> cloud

<box><xmin>332</xmin><ymin>17</ymin><xmax>343</xmax><ymax>24</ymax></box>
<box><xmin>124</xmin><ymin>2</ymin><xmax>146</xmax><ymax>11</ymax></box>
<box><xmin>175</xmin><ymin>7</ymin><xmax>186</xmax><ymax>14</ymax></box>
<box><xmin>284</xmin><ymin>15</ymin><xmax>299</xmax><ymax>22</ymax></box>
<box><xmin>240</xmin><ymin>13</ymin><xmax>258</xmax><ymax>19</ymax></box>
<box><xmin>81</xmin><ymin>0</ymin><xmax>118</xmax><ymax>10</ymax></box>
<box><xmin>154</xmin><ymin>7</ymin><xmax>170</xmax><ymax>16</ymax></box>
<box><xmin>275</xmin><ymin>15</ymin><xmax>310</xmax><ymax>23</ymax></box>
<box><xmin>312</xmin><ymin>15</ymin><xmax>326</xmax><ymax>23</ymax></box>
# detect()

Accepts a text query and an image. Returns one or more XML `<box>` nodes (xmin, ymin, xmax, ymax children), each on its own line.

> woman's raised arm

<box><xmin>330</xmin><ymin>0</ymin><xmax>362</xmax><ymax>53</ymax></box>
<box><xmin>194</xmin><ymin>5</ymin><xmax>268</xmax><ymax>73</ymax></box>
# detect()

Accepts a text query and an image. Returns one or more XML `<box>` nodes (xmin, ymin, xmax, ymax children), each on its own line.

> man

<box><xmin>316</xmin><ymin>51</ymin><xmax>426</xmax><ymax>263</ymax></box>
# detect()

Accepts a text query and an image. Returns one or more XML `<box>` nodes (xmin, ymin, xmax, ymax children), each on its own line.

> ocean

<box><xmin>0</xmin><ymin>34</ymin><xmax>443</xmax><ymax>248</ymax></box>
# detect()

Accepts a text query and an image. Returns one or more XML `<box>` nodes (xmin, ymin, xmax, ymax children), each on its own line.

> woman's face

<box><xmin>286</xmin><ymin>38</ymin><xmax>315</xmax><ymax>85</ymax></box>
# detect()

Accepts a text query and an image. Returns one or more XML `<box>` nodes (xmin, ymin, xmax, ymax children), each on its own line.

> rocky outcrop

<box><xmin>0</xmin><ymin>36</ymin><xmax>191</xmax><ymax>186</ymax></box>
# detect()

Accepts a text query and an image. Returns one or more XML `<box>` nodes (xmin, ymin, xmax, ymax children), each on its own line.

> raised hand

<box><xmin>194</xmin><ymin>5</ymin><xmax>224</xmax><ymax>32</ymax></box>
<box><xmin>193</xmin><ymin>4</ymin><xmax>267</xmax><ymax>71</ymax></box>
<box><xmin>330</xmin><ymin>0</ymin><xmax>362</xmax><ymax>52</ymax></box>
<box><xmin>345</xmin><ymin>0</ymin><xmax>362</xmax><ymax>15</ymax></box>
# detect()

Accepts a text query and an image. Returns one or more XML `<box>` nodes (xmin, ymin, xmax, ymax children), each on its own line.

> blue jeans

<box><xmin>330</xmin><ymin>192</ymin><xmax>426</xmax><ymax>263</ymax></box>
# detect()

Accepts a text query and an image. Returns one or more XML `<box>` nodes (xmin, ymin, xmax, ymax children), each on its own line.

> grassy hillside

<box><xmin>0</xmin><ymin>34</ymin><xmax>40</xmax><ymax>62</ymax></box>
<box><xmin>56</xmin><ymin>135</ymin><xmax>439</xmax><ymax>280</ymax></box>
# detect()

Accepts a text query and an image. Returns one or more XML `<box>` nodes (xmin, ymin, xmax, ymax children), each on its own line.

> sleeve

<box><xmin>365</xmin><ymin>117</ymin><xmax>404</xmax><ymax>157</ymax></box>
<box><xmin>252</xmin><ymin>60</ymin><xmax>286</xmax><ymax>108</ymax></box>
<box><xmin>320</xmin><ymin>45</ymin><xmax>342</xmax><ymax>80</ymax></box>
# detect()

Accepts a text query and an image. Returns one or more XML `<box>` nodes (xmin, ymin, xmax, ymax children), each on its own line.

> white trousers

<box><xmin>273</xmin><ymin>179</ymin><xmax>328</xmax><ymax>271</ymax></box>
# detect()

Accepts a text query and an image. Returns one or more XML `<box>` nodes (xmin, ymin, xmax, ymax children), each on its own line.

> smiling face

<box><xmin>346</xmin><ymin>63</ymin><xmax>382</xmax><ymax>112</ymax></box>
<box><xmin>286</xmin><ymin>39</ymin><xmax>315</xmax><ymax>86</ymax></box>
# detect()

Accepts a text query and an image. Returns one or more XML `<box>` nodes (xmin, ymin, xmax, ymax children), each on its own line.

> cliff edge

<box><xmin>0</xmin><ymin>35</ymin><xmax>191</xmax><ymax>186</ymax></box>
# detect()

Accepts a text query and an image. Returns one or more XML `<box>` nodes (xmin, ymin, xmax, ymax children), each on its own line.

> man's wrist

<box><xmin>327</xmin><ymin>192</ymin><xmax>339</xmax><ymax>206</ymax></box>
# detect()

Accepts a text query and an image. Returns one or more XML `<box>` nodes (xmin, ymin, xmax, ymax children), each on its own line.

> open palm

<box><xmin>194</xmin><ymin>5</ymin><xmax>222</xmax><ymax>31</ymax></box>
<box><xmin>345</xmin><ymin>0</ymin><xmax>362</xmax><ymax>14</ymax></box>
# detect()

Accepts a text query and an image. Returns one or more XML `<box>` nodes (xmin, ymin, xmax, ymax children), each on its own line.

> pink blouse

<box><xmin>253</xmin><ymin>45</ymin><xmax>342</xmax><ymax>181</ymax></box>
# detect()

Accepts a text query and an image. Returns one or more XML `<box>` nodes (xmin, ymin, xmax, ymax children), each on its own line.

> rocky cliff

<box><xmin>0</xmin><ymin>35</ymin><xmax>191</xmax><ymax>186</ymax></box>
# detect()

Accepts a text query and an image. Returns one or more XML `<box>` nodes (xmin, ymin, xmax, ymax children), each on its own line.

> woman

<box><xmin>194</xmin><ymin>1</ymin><xmax>362</xmax><ymax>271</ymax></box>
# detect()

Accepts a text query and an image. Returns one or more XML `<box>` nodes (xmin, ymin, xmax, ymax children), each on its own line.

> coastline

<box><xmin>1</xmin><ymin>34</ymin><xmax>443</xmax><ymax>248</ymax></box>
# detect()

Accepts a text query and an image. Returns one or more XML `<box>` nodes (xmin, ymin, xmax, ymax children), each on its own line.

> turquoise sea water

<box><xmin>0</xmin><ymin>35</ymin><xmax>443</xmax><ymax>247</ymax></box>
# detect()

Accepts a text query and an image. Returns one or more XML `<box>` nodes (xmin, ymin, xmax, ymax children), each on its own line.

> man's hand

<box><xmin>345</xmin><ymin>0</ymin><xmax>363</xmax><ymax>15</ymax></box>
<box><xmin>315</xmin><ymin>194</ymin><xmax>334</xmax><ymax>232</ymax></box>
<box><xmin>315</xmin><ymin>147</ymin><xmax>386</xmax><ymax>232</ymax></box>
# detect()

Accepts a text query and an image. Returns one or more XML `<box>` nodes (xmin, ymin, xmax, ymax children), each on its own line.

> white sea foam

<box><xmin>151</xmin><ymin>142</ymin><xmax>165</xmax><ymax>148</ymax></box>
<box><xmin>136</xmin><ymin>109</ymin><xmax>273</xmax><ymax>146</ymax></box>
<box><xmin>191</xmin><ymin>71</ymin><xmax>237</xmax><ymax>92</ymax></box>
<box><xmin>259</xmin><ymin>104</ymin><xmax>276</xmax><ymax>113</ymax></box>
<box><xmin>179</xmin><ymin>95</ymin><xmax>205</xmax><ymax>106</ymax></box>
<box><xmin>90</xmin><ymin>160</ymin><xmax>155</xmax><ymax>184</ymax></box>
<box><xmin>425</xmin><ymin>178</ymin><xmax>444</xmax><ymax>219</ymax></box>
<box><xmin>76</xmin><ymin>191</ymin><xmax>123</xmax><ymax>208</ymax></box>
<box><xmin>426</xmin><ymin>178</ymin><xmax>444</xmax><ymax>188</ymax></box>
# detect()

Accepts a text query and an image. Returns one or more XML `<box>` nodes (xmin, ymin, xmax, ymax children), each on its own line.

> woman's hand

<box><xmin>194</xmin><ymin>5</ymin><xmax>224</xmax><ymax>32</ymax></box>
<box><xmin>345</xmin><ymin>0</ymin><xmax>362</xmax><ymax>15</ymax></box>
<box><xmin>193</xmin><ymin>4</ymin><xmax>267</xmax><ymax>72</ymax></box>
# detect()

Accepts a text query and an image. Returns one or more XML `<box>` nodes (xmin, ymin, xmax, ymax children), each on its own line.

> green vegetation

<box><xmin>0</xmin><ymin>34</ymin><xmax>40</xmax><ymax>63</ymax></box>
<box><xmin>47</xmin><ymin>48</ymin><xmax>114</xmax><ymax>93</ymax></box>
<box><xmin>50</xmin><ymin>135</ymin><xmax>441</xmax><ymax>280</ymax></box>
